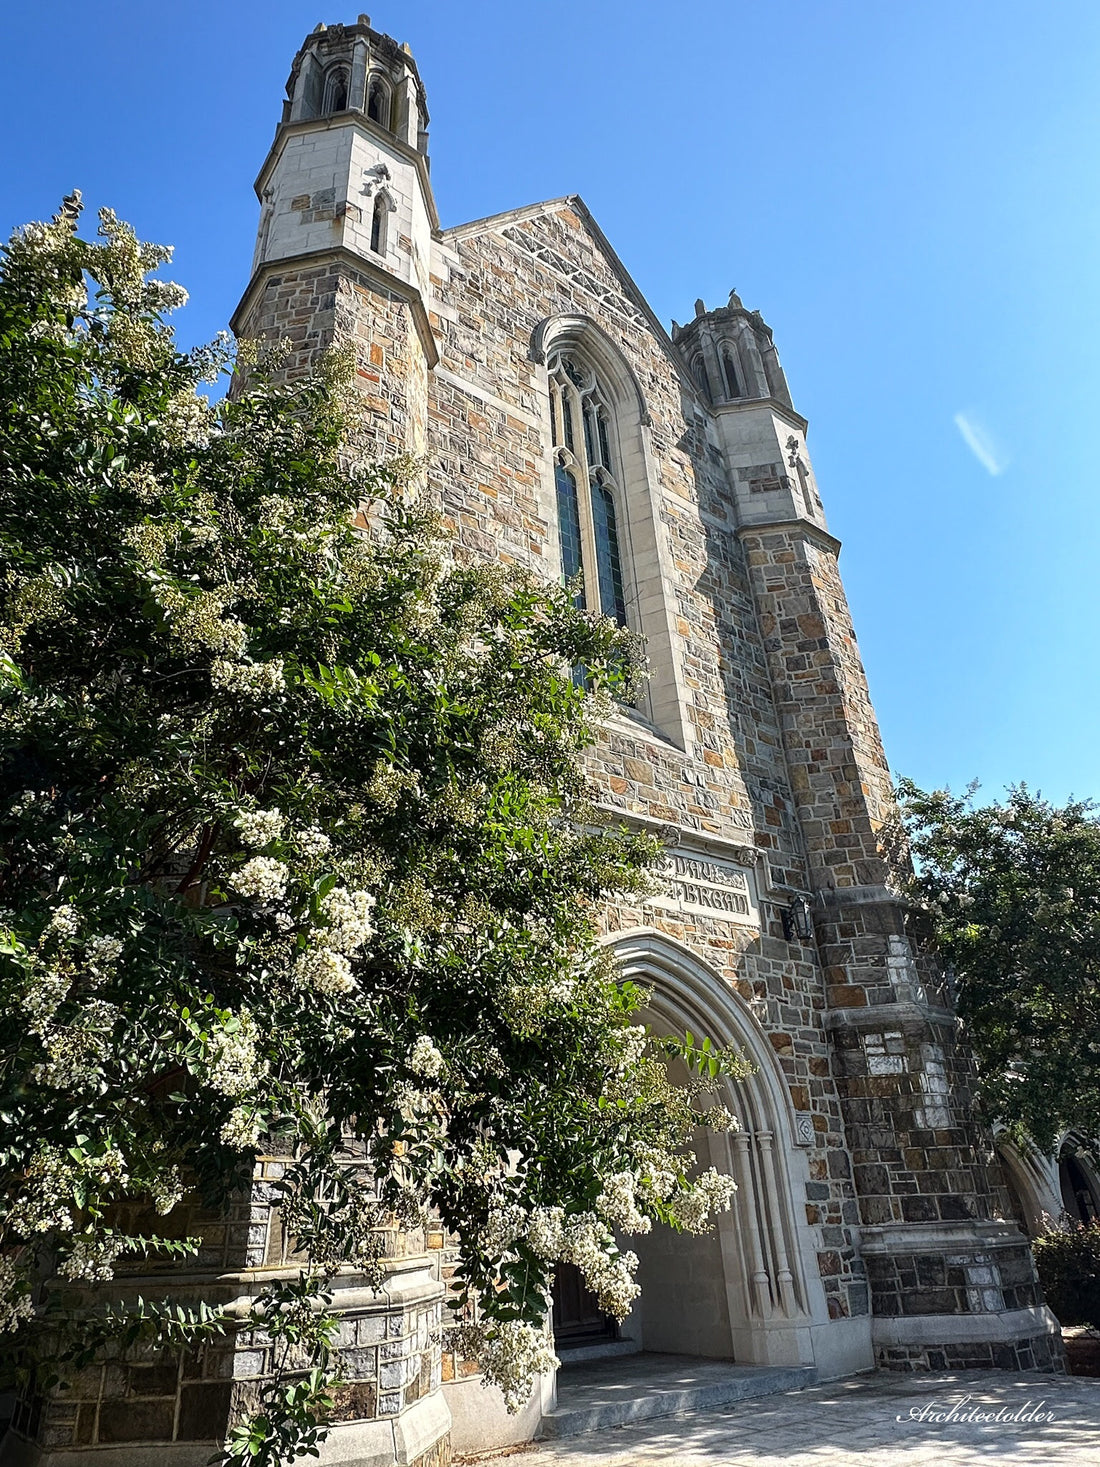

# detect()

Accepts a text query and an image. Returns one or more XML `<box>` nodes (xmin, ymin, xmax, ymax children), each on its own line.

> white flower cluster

<box><xmin>293</xmin><ymin>947</ymin><xmax>354</xmax><ymax>995</ymax></box>
<box><xmin>409</xmin><ymin>1035</ymin><xmax>443</xmax><ymax>1078</ymax></box>
<box><xmin>8</xmin><ymin>790</ymin><xmax>38</xmax><ymax>816</ymax></box>
<box><xmin>212</xmin><ymin>658</ymin><xmax>286</xmax><ymax>696</ymax></box>
<box><xmin>86</xmin><ymin>934</ymin><xmax>123</xmax><ymax>976</ymax></box>
<box><xmin>47</xmin><ymin>904</ymin><xmax>79</xmax><ymax>939</ymax></box>
<box><xmin>701</xmin><ymin>1104</ymin><xmax>742</xmax><ymax>1134</ymax></box>
<box><xmin>557</xmin><ymin>1216</ymin><xmax>639</xmax><ymax>1318</ymax></box>
<box><xmin>514</xmin><ymin>1207</ymin><xmax>640</xmax><ymax>1320</ymax></box>
<box><xmin>633</xmin><ymin>1143</ymin><xmax>680</xmax><ymax>1203</ymax></box>
<box><xmin>234</xmin><ymin>807</ymin><xmax>285</xmax><ymax>847</ymax></box>
<box><xmin>0</xmin><ymin>1257</ymin><xmax>34</xmax><ymax>1335</ymax></box>
<box><xmin>611</xmin><ymin>1025</ymin><xmax>648</xmax><ymax>1073</ymax></box>
<box><xmin>257</xmin><ymin>495</ymin><xmax>294</xmax><ymax>530</ymax></box>
<box><xmin>595</xmin><ymin>1172</ymin><xmax>651</xmax><ymax>1235</ymax></box>
<box><xmin>59</xmin><ymin>1234</ymin><xmax>122</xmax><ymax>1283</ymax></box>
<box><xmin>290</xmin><ymin>885</ymin><xmax>375</xmax><ymax>996</ymax></box>
<box><xmin>7</xmin><ymin>1147</ymin><xmax>78</xmax><ymax>1235</ymax></box>
<box><xmin>83</xmin><ymin>1148</ymin><xmax>128</xmax><ymax>1188</ymax></box>
<box><xmin>234</xmin><ymin>856</ymin><xmax>288</xmax><ymax>902</ymax></box>
<box><xmin>220</xmin><ymin>1107</ymin><xmax>263</xmax><ymax>1150</ymax></box>
<box><xmin>149</xmin><ymin>1167</ymin><xmax>185</xmax><ymax>1216</ymax></box>
<box><xmin>318</xmin><ymin>886</ymin><xmax>375</xmax><ymax>953</ymax></box>
<box><xmin>143</xmin><ymin>277</ymin><xmax>188</xmax><ymax>313</ymax></box>
<box><xmin>122</xmin><ymin>521</ymin><xmax>168</xmax><ymax>568</ymax></box>
<box><xmin>455</xmin><ymin>1321</ymin><xmax>559</xmax><ymax>1414</ymax></box>
<box><xmin>24</xmin><ymin>965</ymin><xmax>70</xmax><ymax>1033</ymax></box>
<box><xmin>31</xmin><ymin>1027</ymin><xmax>104</xmax><ymax>1090</ymax></box>
<box><xmin>393</xmin><ymin>1081</ymin><xmax>435</xmax><ymax>1125</ymax></box>
<box><xmin>206</xmin><ymin>1011</ymin><xmax>265</xmax><ymax>1097</ymax></box>
<box><xmin>297</xmin><ymin>826</ymin><xmax>331</xmax><ymax>858</ymax></box>
<box><xmin>483</xmin><ymin>1204</ymin><xmax>525</xmax><ymax>1256</ymax></box>
<box><xmin>672</xmin><ymin>1167</ymin><xmax>738</xmax><ymax>1234</ymax></box>
<box><xmin>155</xmin><ymin>585</ymin><xmax>245</xmax><ymax>655</ymax></box>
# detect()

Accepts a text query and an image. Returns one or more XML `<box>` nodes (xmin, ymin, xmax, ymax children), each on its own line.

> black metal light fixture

<box><xmin>781</xmin><ymin>895</ymin><xmax>814</xmax><ymax>943</ymax></box>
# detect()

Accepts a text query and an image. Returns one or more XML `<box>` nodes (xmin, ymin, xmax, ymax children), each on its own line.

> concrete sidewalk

<box><xmin>465</xmin><ymin>1371</ymin><xmax>1100</xmax><ymax>1467</ymax></box>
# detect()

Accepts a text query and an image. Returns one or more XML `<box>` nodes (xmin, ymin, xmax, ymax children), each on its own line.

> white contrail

<box><xmin>953</xmin><ymin>411</ymin><xmax>1008</xmax><ymax>476</ymax></box>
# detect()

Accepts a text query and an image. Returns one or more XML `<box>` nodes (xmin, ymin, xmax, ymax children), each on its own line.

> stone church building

<box><xmin>2</xmin><ymin>14</ymin><xmax>1066</xmax><ymax>1467</ymax></box>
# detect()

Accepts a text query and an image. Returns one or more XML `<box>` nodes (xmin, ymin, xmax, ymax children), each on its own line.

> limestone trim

<box><xmin>873</xmin><ymin>1305</ymin><xmax>1061</xmax><ymax>1346</ymax></box>
<box><xmin>607</xmin><ymin>928</ymin><xmax>823</xmax><ymax>1332</ymax></box>
<box><xmin>713</xmin><ymin>396</ymin><xmax>808</xmax><ymax>433</ymax></box>
<box><xmin>531</xmin><ymin>313</ymin><xmax>652</xmax><ymax>427</ymax></box>
<box><xmin>736</xmin><ymin>518</ymin><xmax>843</xmax><ymax>556</ymax></box>
<box><xmin>858</xmin><ymin>1218</ymin><xmax>1033</xmax><ymax>1253</ymax></box>
<box><xmin>817</xmin><ymin>883</ymin><xmax>917</xmax><ymax>911</ymax></box>
<box><xmin>532</xmin><ymin>314</ymin><xmax>693</xmax><ymax>748</ymax></box>
<box><xmin>995</xmin><ymin>1133</ymin><xmax>1061</xmax><ymax>1236</ymax></box>
<box><xmin>252</xmin><ymin>114</ymin><xmax>440</xmax><ymax>232</ymax></box>
<box><xmin>230</xmin><ymin>248</ymin><xmax>440</xmax><ymax>370</ymax></box>
<box><xmin>824</xmin><ymin>999</ymin><xmax>959</xmax><ymax>1034</ymax></box>
<box><xmin>592</xmin><ymin>805</ymin><xmax>759</xmax><ymax>869</ymax></box>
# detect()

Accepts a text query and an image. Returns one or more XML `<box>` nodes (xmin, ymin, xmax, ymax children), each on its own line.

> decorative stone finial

<box><xmin>358</xmin><ymin>12</ymin><xmax>371</xmax><ymax>23</ymax></box>
<box><xmin>728</xmin><ymin>288</ymin><xmax>743</xmax><ymax>308</ymax></box>
<box><xmin>694</xmin><ymin>298</ymin><xmax>706</xmax><ymax>318</ymax></box>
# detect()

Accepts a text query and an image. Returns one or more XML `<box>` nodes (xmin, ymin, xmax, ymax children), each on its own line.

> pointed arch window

<box><xmin>367</xmin><ymin>73</ymin><xmax>391</xmax><ymax>127</ymax></box>
<box><xmin>322</xmin><ymin>66</ymin><xmax>349</xmax><ymax>115</ymax></box>
<box><xmin>721</xmin><ymin>348</ymin><xmax>742</xmax><ymax>399</ymax></box>
<box><xmin>548</xmin><ymin>351</ymin><xmax>628</xmax><ymax>627</ymax></box>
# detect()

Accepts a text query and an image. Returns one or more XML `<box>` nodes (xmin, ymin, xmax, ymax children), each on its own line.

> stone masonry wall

<box><xmin>425</xmin><ymin>202</ymin><xmax>870</xmax><ymax>1325</ymax></box>
<box><xmin>7</xmin><ymin>1156</ymin><xmax>448</xmax><ymax>1464</ymax></box>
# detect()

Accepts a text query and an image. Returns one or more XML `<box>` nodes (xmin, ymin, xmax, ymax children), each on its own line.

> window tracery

<box><xmin>322</xmin><ymin>66</ymin><xmax>349</xmax><ymax>115</ymax></box>
<box><xmin>548</xmin><ymin>351</ymin><xmax>627</xmax><ymax>626</ymax></box>
<box><xmin>722</xmin><ymin>347</ymin><xmax>742</xmax><ymax>399</ymax></box>
<box><xmin>367</xmin><ymin>73</ymin><xmax>391</xmax><ymax>127</ymax></box>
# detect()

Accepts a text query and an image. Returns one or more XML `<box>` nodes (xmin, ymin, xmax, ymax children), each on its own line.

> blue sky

<box><xmin>3</xmin><ymin>1</ymin><xmax>1099</xmax><ymax>804</ymax></box>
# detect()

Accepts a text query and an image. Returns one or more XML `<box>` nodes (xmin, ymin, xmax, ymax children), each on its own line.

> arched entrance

<box><xmin>600</xmin><ymin>930</ymin><xmax>871</xmax><ymax>1376</ymax></box>
<box><xmin>995</xmin><ymin>1134</ymin><xmax>1063</xmax><ymax>1236</ymax></box>
<box><xmin>1059</xmin><ymin>1135</ymin><xmax>1100</xmax><ymax>1224</ymax></box>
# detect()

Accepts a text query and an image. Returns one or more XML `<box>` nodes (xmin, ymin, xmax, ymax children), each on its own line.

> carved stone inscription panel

<box><xmin>648</xmin><ymin>848</ymin><xmax>760</xmax><ymax>926</ymax></box>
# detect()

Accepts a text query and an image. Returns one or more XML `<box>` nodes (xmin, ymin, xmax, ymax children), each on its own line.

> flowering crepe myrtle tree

<box><xmin>0</xmin><ymin>197</ymin><xmax>747</xmax><ymax>1463</ymax></box>
<box><xmin>898</xmin><ymin>778</ymin><xmax>1100</xmax><ymax>1155</ymax></box>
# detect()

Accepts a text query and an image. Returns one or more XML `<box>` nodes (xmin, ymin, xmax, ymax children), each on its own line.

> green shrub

<box><xmin>1034</xmin><ymin>1221</ymin><xmax>1100</xmax><ymax>1328</ymax></box>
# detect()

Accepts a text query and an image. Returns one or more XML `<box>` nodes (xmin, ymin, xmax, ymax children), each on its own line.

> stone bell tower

<box><xmin>231</xmin><ymin>14</ymin><xmax>438</xmax><ymax>457</ymax></box>
<box><xmin>674</xmin><ymin>297</ymin><xmax>1062</xmax><ymax>1373</ymax></box>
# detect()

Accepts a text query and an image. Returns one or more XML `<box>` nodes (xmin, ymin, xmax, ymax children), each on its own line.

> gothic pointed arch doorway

<box><xmin>600</xmin><ymin>929</ymin><xmax>871</xmax><ymax>1376</ymax></box>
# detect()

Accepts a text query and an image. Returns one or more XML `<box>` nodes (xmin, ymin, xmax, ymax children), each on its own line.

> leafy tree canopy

<box><xmin>899</xmin><ymin>778</ymin><xmax>1100</xmax><ymax>1154</ymax></box>
<box><xmin>0</xmin><ymin>197</ymin><xmax>746</xmax><ymax>1461</ymax></box>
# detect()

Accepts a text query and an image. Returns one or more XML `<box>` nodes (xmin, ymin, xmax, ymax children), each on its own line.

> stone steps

<box><xmin>539</xmin><ymin>1352</ymin><xmax>816</xmax><ymax>1439</ymax></box>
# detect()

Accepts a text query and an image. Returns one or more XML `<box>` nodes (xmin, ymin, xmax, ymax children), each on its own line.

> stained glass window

<box><xmin>548</xmin><ymin>349</ymin><xmax>629</xmax><ymax>630</ymax></box>
<box><xmin>592</xmin><ymin>481</ymin><xmax>626</xmax><ymax>625</ymax></box>
<box><xmin>555</xmin><ymin>465</ymin><xmax>583</xmax><ymax>592</ymax></box>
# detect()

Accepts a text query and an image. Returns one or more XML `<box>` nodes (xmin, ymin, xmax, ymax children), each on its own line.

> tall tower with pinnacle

<box><xmin>232</xmin><ymin>15</ymin><xmax>438</xmax><ymax>458</ymax></box>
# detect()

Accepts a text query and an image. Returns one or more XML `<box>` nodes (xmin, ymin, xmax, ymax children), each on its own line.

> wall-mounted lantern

<box><xmin>781</xmin><ymin>895</ymin><xmax>814</xmax><ymax>943</ymax></box>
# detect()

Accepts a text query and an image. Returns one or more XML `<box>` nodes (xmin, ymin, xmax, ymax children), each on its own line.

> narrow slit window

<box><xmin>370</xmin><ymin>194</ymin><xmax>388</xmax><ymax>254</ymax></box>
